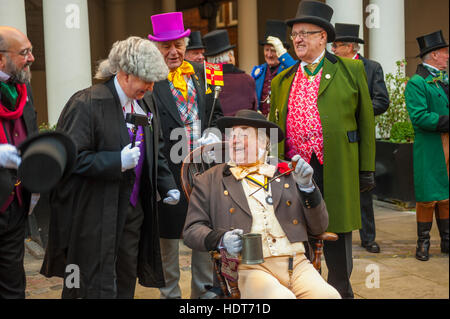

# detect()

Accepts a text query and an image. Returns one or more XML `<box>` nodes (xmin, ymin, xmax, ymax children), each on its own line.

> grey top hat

<box><xmin>203</xmin><ymin>29</ymin><xmax>236</xmax><ymax>57</ymax></box>
<box><xmin>18</xmin><ymin>131</ymin><xmax>77</xmax><ymax>193</ymax></box>
<box><xmin>334</xmin><ymin>23</ymin><xmax>365</xmax><ymax>44</ymax></box>
<box><xmin>217</xmin><ymin>109</ymin><xmax>284</xmax><ymax>143</ymax></box>
<box><xmin>286</xmin><ymin>0</ymin><xmax>335</xmax><ymax>43</ymax></box>
<box><xmin>187</xmin><ymin>31</ymin><xmax>205</xmax><ymax>50</ymax></box>
<box><xmin>416</xmin><ymin>30</ymin><xmax>449</xmax><ymax>58</ymax></box>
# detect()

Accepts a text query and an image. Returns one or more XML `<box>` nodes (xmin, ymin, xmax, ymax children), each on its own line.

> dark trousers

<box><xmin>359</xmin><ymin>190</ymin><xmax>376</xmax><ymax>244</ymax></box>
<box><xmin>0</xmin><ymin>200</ymin><xmax>27</xmax><ymax>299</ymax></box>
<box><xmin>309</xmin><ymin>154</ymin><xmax>354</xmax><ymax>299</ymax></box>
<box><xmin>115</xmin><ymin>201</ymin><xmax>145</xmax><ymax>299</ymax></box>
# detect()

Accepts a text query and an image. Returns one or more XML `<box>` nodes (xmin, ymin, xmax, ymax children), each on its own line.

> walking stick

<box><xmin>207</xmin><ymin>86</ymin><xmax>222</xmax><ymax>128</ymax></box>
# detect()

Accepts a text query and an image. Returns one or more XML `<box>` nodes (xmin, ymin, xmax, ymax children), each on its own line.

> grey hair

<box><xmin>206</xmin><ymin>49</ymin><xmax>234</xmax><ymax>64</ymax></box>
<box><xmin>351</xmin><ymin>42</ymin><xmax>360</xmax><ymax>53</ymax></box>
<box><xmin>95</xmin><ymin>36</ymin><xmax>169</xmax><ymax>82</ymax></box>
<box><xmin>422</xmin><ymin>52</ymin><xmax>432</xmax><ymax>62</ymax></box>
<box><xmin>0</xmin><ymin>33</ymin><xmax>7</xmax><ymax>51</ymax></box>
<box><xmin>150</xmin><ymin>37</ymin><xmax>190</xmax><ymax>48</ymax></box>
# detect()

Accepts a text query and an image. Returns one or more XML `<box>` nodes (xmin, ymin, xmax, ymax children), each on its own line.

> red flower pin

<box><xmin>277</xmin><ymin>162</ymin><xmax>292</xmax><ymax>175</ymax></box>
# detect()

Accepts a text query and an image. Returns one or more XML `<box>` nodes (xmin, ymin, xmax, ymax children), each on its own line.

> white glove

<box><xmin>222</xmin><ymin>229</ymin><xmax>243</xmax><ymax>256</ymax></box>
<box><xmin>121</xmin><ymin>142</ymin><xmax>141</xmax><ymax>172</ymax></box>
<box><xmin>0</xmin><ymin>144</ymin><xmax>21</xmax><ymax>169</ymax></box>
<box><xmin>267</xmin><ymin>36</ymin><xmax>287</xmax><ymax>58</ymax></box>
<box><xmin>289</xmin><ymin>155</ymin><xmax>314</xmax><ymax>189</ymax></box>
<box><xmin>197</xmin><ymin>132</ymin><xmax>221</xmax><ymax>146</ymax></box>
<box><xmin>163</xmin><ymin>189</ymin><xmax>180</xmax><ymax>205</ymax></box>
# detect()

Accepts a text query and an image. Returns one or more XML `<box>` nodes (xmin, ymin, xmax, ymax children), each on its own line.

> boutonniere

<box><xmin>206</xmin><ymin>87</ymin><xmax>212</xmax><ymax>95</ymax></box>
<box><xmin>277</xmin><ymin>162</ymin><xmax>291</xmax><ymax>175</ymax></box>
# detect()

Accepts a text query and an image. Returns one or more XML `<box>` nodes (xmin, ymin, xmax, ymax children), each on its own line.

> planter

<box><xmin>373</xmin><ymin>140</ymin><xmax>415</xmax><ymax>209</ymax></box>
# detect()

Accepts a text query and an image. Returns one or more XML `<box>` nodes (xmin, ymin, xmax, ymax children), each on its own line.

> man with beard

<box><xmin>0</xmin><ymin>26</ymin><xmax>39</xmax><ymax>298</ymax></box>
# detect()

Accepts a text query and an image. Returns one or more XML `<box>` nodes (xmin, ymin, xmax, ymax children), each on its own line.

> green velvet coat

<box><xmin>269</xmin><ymin>51</ymin><xmax>375</xmax><ymax>233</ymax></box>
<box><xmin>405</xmin><ymin>64</ymin><xmax>449</xmax><ymax>202</ymax></box>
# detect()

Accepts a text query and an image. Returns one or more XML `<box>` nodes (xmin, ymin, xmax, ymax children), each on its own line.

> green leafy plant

<box><xmin>389</xmin><ymin>121</ymin><xmax>414</xmax><ymax>143</ymax></box>
<box><xmin>375</xmin><ymin>59</ymin><xmax>413</xmax><ymax>143</ymax></box>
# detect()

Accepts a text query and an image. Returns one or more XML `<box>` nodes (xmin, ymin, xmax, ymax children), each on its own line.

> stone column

<box><xmin>368</xmin><ymin>0</ymin><xmax>405</xmax><ymax>76</ymax></box>
<box><xmin>42</xmin><ymin>0</ymin><xmax>92</xmax><ymax>125</ymax></box>
<box><xmin>237</xmin><ymin>0</ymin><xmax>258</xmax><ymax>74</ymax></box>
<box><xmin>0</xmin><ymin>0</ymin><xmax>27</xmax><ymax>34</ymax></box>
<box><xmin>326</xmin><ymin>0</ymin><xmax>364</xmax><ymax>55</ymax></box>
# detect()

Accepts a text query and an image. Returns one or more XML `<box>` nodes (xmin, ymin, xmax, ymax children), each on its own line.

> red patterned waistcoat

<box><xmin>285</xmin><ymin>68</ymin><xmax>324</xmax><ymax>164</ymax></box>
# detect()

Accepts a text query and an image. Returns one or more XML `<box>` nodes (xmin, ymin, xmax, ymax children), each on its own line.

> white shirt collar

<box><xmin>422</xmin><ymin>62</ymin><xmax>440</xmax><ymax>72</ymax></box>
<box><xmin>114</xmin><ymin>76</ymin><xmax>131</xmax><ymax>108</ymax></box>
<box><xmin>0</xmin><ymin>70</ymin><xmax>11</xmax><ymax>82</ymax></box>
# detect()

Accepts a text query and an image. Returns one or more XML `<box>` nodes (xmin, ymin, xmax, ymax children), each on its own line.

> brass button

<box><xmin>224</xmin><ymin>190</ymin><xmax>229</xmax><ymax>196</ymax></box>
<box><xmin>284</xmin><ymin>183</ymin><xmax>290</xmax><ymax>189</ymax></box>
<box><xmin>229</xmin><ymin>208</ymin><xmax>235</xmax><ymax>214</ymax></box>
<box><xmin>286</xmin><ymin>200</ymin><xmax>292</xmax><ymax>206</ymax></box>
<box><xmin>272</xmin><ymin>238</ymin><xmax>277</xmax><ymax>243</ymax></box>
<box><xmin>292</xmin><ymin>219</ymin><xmax>298</xmax><ymax>225</ymax></box>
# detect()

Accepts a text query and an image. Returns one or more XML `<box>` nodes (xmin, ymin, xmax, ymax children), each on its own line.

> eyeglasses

<box><xmin>0</xmin><ymin>47</ymin><xmax>33</xmax><ymax>57</ymax></box>
<box><xmin>290</xmin><ymin>30</ymin><xmax>323</xmax><ymax>40</ymax></box>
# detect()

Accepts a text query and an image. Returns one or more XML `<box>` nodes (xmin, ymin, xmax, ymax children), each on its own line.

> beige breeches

<box><xmin>238</xmin><ymin>254</ymin><xmax>341</xmax><ymax>299</ymax></box>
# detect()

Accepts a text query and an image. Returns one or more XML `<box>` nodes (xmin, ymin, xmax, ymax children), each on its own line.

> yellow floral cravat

<box><xmin>167</xmin><ymin>61</ymin><xmax>195</xmax><ymax>100</ymax></box>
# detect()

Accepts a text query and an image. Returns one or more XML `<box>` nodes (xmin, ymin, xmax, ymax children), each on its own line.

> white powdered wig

<box><xmin>95</xmin><ymin>36</ymin><xmax>169</xmax><ymax>82</ymax></box>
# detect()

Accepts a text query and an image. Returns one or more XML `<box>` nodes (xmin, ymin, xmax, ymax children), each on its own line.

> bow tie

<box><xmin>167</xmin><ymin>61</ymin><xmax>195</xmax><ymax>100</ymax></box>
<box><xmin>228</xmin><ymin>162</ymin><xmax>276</xmax><ymax>180</ymax></box>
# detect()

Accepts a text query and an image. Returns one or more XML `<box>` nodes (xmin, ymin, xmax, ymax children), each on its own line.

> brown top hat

<box><xmin>217</xmin><ymin>109</ymin><xmax>284</xmax><ymax>143</ymax></box>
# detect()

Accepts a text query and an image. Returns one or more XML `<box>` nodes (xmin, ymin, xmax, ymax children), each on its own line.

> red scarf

<box><xmin>0</xmin><ymin>83</ymin><xmax>27</xmax><ymax>144</ymax></box>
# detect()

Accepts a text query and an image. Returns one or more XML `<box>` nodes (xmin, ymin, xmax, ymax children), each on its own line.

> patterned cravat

<box><xmin>304</xmin><ymin>57</ymin><xmax>325</xmax><ymax>78</ymax></box>
<box><xmin>424</xmin><ymin>64</ymin><xmax>449</xmax><ymax>85</ymax></box>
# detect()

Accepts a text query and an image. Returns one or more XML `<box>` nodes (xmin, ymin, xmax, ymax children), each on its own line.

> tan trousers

<box><xmin>238</xmin><ymin>254</ymin><xmax>341</xmax><ymax>299</ymax></box>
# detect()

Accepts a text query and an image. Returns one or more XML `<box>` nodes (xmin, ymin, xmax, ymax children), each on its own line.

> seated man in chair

<box><xmin>183</xmin><ymin>110</ymin><xmax>341</xmax><ymax>299</ymax></box>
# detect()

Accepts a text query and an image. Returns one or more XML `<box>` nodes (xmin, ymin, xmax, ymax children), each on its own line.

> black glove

<box><xmin>360</xmin><ymin>171</ymin><xmax>376</xmax><ymax>193</ymax></box>
<box><xmin>437</xmin><ymin>115</ymin><xmax>449</xmax><ymax>133</ymax></box>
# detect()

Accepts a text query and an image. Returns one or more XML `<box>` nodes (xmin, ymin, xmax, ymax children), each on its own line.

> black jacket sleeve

<box><xmin>370</xmin><ymin>62</ymin><xmax>390</xmax><ymax>116</ymax></box>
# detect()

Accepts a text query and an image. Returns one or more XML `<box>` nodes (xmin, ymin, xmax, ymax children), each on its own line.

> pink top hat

<box><xmin>148</xmin><ymin>12</ymin><xmax>191</xmax><ymax>42</ymax></box>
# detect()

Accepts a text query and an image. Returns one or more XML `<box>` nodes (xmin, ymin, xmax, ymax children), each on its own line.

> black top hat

<box><xmin>187</xmin><ymin>31</ymin><xmax>205</xmax><ymax>50</ymax></box>
<box><xmin>217</xmin><ymin>109</ymin><xmax>284</xmax><ymax>143</ymax></box>
<box><xmin>416</xmin><ymin>30</ymin><xmax>449</xmax><ymax>58</ymax></box>
<box><xmin>17</xmin><ymin>131</ymin><xmax>77</xmax><ymax>193</ymax></box>
<box><xmin>259</xmin><ymin>20</ymin><xmax>290</xmax><ymax>49</ymax></box>
<box><xmin>203</xmin><ymin>30</ymin><xmax>236</xmax><ymax>57</ymax></box>
<box><xmin>334</xmin><ymin>23</ymin><xmax>364</xmax><ymax>44</ymax></box>
<box><xmin>286</xmin><ymin>0</ymin><xmax>335</xmax><ymax>43</ymax></box>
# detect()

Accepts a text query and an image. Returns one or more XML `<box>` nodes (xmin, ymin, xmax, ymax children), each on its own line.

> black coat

<box><xmin>360</xmin><ymin>55</ymin><xmax>390</xmax><ymax>116</ymax></box>
<box><xmin>152</xmin><ymin>62</ymin><xmax>224</xmax><ymax>239</ymax></box>
<box><xmin>0</xmin><ymin>84</ymin><xmax>38</xmax><ymax>208</ymax></box>
<box><xmin>40</xmin><ymin>79</ymin><xmax>177</xmax><ymax>298</ymax></box>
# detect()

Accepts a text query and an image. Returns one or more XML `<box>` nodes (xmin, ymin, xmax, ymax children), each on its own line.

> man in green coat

<box><xmin>405</xmin><ymin>30</ymin><xmax>449</xmax><ymax>262</ymax></box>
<box><xmin>269</xmin><ymin>0</ymin><xmax>375</xmax><ymax>298</ymax></box>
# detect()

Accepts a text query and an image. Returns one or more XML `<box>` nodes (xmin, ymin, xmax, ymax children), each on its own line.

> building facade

<box><xmin>0</xmin><ymin>0</ymin><xmax>448</xmax><ymax>126</ymax></box>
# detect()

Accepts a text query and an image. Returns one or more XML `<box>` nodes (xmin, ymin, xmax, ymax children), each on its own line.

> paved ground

<box><xmin>24</xmin><ymin>201</ymin><xmax>449</xmax><ymax>299</ymax></box>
